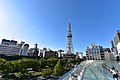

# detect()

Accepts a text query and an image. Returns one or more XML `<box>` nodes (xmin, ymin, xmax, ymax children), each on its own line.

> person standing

<box><xmin>110</xmin><ymin>67</ymin><xmax>118</xmax><ymax>80</ymax></box>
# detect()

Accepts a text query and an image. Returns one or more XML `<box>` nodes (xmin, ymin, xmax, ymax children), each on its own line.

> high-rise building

<box><xmin>19</xmin><ymin>41</ymin><xmax>25</xmax><ymax>47</ymax></box>
<box><xmin>27</xmin><ymin>44</ymin><xmax>39</xmax><ymax>56</ymax></box>
<box><xmin>114</xmin><ymin>30</ymin><xmax>120</xmax><ymax>45</ymax></box>
<box><xmin>39</xmin><ymin>48</ymin><xmax>57</xmax><ymax>58</ymax></box>
<box><xmin>1</xmin><ymin>39</ymin><xmax>10</xmax><ymax>45</ymax></box>
<box><xmin>86</xmin><ymin>44</ymin><xmax>105</xmax><ymax>60</ymax></box>
<box><xmin>0</xmin><ymin>39</ymin><xmax>21</xmax><ymax>56</ymax></box>
<box><xmin>0</xmin><ymin>39</ymin><xmax>29</xmax><ymax>56</ymax></box>
<box><xmin>21</xmin><ymin>44</ymin><xmax>29</xmax><ymax>56</ymax></box>
<box><xmin>58</xmin><ymin>50</ymin><xmax>64</xmax><ymax>58</ymax></box>
<box><xmin>104</xmin><ymin>48</ymin><xmax>115</xmax><ymax>61</ymax></box>
<box><xmin>114</xmin><ymin>30</ymin><xmax>120</xmax><ymax>55</ymax></box>
<box><xmin>10</xmin><ymin>40</ymin><xmax>17</xmax><ymax>45</ymax></box>
<box><xmin>110</xmin><ymin>40</ymin><xmax>117</xmax><ymax>55</ymax></box>
<box><xmin>76</xmin><ymin>52</ymin><xmax>83</xmax><ymax>59</ymax></box>
<box><xmin>33</xmin><ymin>44</ymin><xmax>39</xmax><ymax>56</ymax></box>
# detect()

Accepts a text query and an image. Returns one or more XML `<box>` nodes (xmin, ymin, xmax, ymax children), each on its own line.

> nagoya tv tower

<box><xmin>66</xmin><ymin>21</ymin><xmax>74</xmax><ymax>54</ymax></box>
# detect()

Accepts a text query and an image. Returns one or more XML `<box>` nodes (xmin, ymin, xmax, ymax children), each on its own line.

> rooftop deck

<box><xmin>59</xmin><ymin>60</ymin><xmax>120</xmax><ymax>80</ymax></box>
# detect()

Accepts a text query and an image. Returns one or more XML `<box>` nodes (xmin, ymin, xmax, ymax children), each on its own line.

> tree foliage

<box><xmin>54</xmin><ymin>59</ymin><xmax>65</xmax><ymax>76</ymax></box>
<box><xmin>0</xmin><ymin>58</ymin><xmax>6</xmax><ymax>72</ymax></box>
<box><xmin>0</xmin><ymin>57</ymin><xmax>84</xmax><ymax>79</ymax></box>
<box><xmin>46</xmin><ymin>57</ymin><xmax>58</xmax><ymax>68</ymax></box>
<box><xmin>41</xmin><ymin>69</ymin><xmax>53</xmax><ymax>77</ymax></box>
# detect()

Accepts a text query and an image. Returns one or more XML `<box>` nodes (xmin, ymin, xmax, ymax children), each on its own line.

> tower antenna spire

<box><xmin>68</xmin><ymin>19</ymin><xmax>71</xmax><ymax>32</ymax></box>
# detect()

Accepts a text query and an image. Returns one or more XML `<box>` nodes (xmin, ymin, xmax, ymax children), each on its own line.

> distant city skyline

<box><xmin>0</xmin><ymin>0</ymin><xmax>120</xmax><ymax>55</ymax></box>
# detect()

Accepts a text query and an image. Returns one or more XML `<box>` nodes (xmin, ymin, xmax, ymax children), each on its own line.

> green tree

<box><xmin>17</xmin><ymin>58</ymin><xmax>29</xmax><ymax>74</ymax></box>
<box><xmin>1</xmin><ymin>61</ymin><xmax>16</xmax><ymax>79</ymax></box>
<box><xmin>4</xmin><ymin>61</ymin><xmax>16</xmax><ymax>73</ymax></box>
<box><xmin>0</xmin><ymin>58</ymin><xmax>6</xmax><ymax>72</ymax></box>
<box><xmin>61</xmin><ymin>58</ymin><xmax>68</xmax><ymax>66</ymax></box>
<box><xmin>41</xmin><ymin>69</ymin><xmax>52</xmax><ymax>77</ymax></box>
<box><xmin>47</xmin><ymin>57</ymin><xmax>58</xmax><ymax>68</ymax></box>
<box><xmin>38</xmin><ymin>58</ymin><xmax>46</xmax><ymax>69</ymax></box>
<box><xmin>54</xmin><ymin>59</ymin><xmax>65</xmax><ymax>76</ymax></box>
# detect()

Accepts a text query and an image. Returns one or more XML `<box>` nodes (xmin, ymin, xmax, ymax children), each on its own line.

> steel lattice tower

<box><xmin>66</xmin><ymin>21</ymin><xmax>74</xmax><ymax>54</ymax></box>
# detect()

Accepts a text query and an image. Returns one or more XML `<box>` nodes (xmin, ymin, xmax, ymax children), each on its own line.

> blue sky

<box><xmin>0</xmin><ymin>0</ymin><xmax>120</xmax><ymax>54</ymax></box>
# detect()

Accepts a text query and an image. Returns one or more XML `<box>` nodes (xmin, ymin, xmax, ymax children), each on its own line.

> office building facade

<box><xmin>86</xmin><ymin>44</ymin><xmax>105</xmax><ymax>60</ymax></box>
<box><xmin>0</xmin><ymin>39</ymin><xmax>29</xmax><ymax>56</ymax></box>
<box><xmin>0</xmin><ymin>39</ymin><xmax>20</xmax><ymax>56</ymax></box>
<box><xmin>114</xmin><ymin>30</ymin><xmax>120</xmax><ymax>56</ymax></box>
